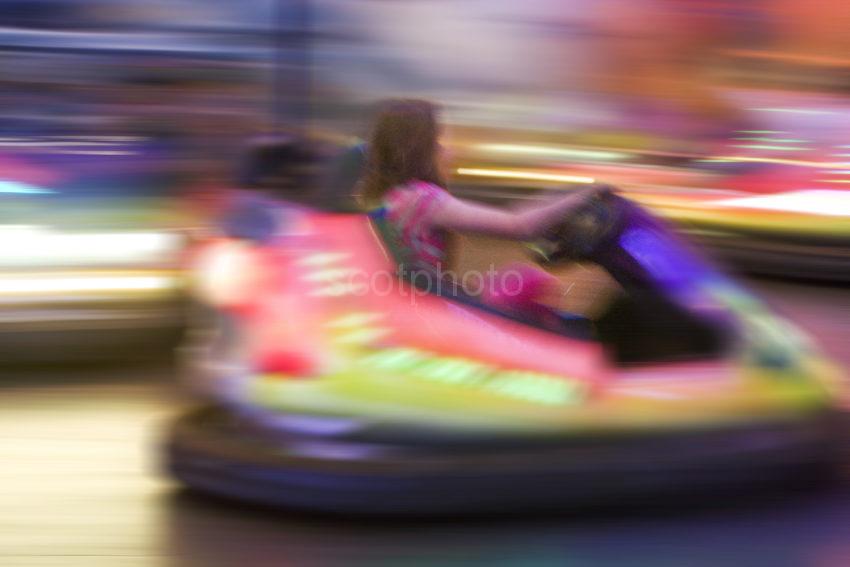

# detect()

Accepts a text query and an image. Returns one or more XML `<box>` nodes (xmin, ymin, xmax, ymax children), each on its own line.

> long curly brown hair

<box><xmin>359</xmin><ymin>99</ymin><xmax>447</xmax><ymax>208</ymax></box>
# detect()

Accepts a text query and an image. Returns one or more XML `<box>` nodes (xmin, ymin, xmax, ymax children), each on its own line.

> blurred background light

<box><xmin>476</xmin><ymin>144</ymin><xmax>628</xmax><ymax>162</ymax></box>
<box><xmin>0</xmin><ymin>228</ymin><xmax>180</xmax><ymax>265</ymax></box>
<box><xmin>714</xmin><ymin>189</ymin><xmax>850</xmax><ymax>216</ymax></box>
<box><xmin>0</xmin><ymin>273</ymin><xmax>177</xmax><ymax>295</ymax></box>
<box><xmin>0</xmin><ymin>180</ymin><xmax>52</xmax><ymax>194</ymax></box>
<box><xmin>457</xmin><ymin>168</ymin><xmax>596</xmax><ymax>185</ymax></box>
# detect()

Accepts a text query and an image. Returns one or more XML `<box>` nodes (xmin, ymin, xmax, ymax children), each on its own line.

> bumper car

<box><xmin>450</xmin><ymin>140</ymin><xmax>850</xmax><ymax>282</ymax></box>
<box><xmin>166</xmin><ymin>187</ymin><xmax>846</xmax><ymax>515</ymax></box>
<box><xmin>0</xmin><ymin>138</ymin><xmax>187</xmax><ymax>363</ymax></box>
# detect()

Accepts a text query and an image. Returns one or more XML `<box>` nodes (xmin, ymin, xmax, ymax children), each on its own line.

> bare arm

<box><xmin>430</xmin><ymin>185</ymin><xmax>609</xmax><ymax>240</ymax></box>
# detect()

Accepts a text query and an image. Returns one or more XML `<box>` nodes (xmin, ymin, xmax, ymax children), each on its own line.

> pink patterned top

<box><xmin>382</xmin><ymin>181</ymin><xmax>450</xmax><ymax>274</ymax></box>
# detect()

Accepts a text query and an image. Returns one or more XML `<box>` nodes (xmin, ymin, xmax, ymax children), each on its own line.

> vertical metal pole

<box><xmin>273</xmin><ymin>0</ymin><xmax>311</xmax><ymax>137</ymax></box>
<box><xmin>271</xmin><ymin>0</ymin><xmax>286</xmax><ymax>133</ymax></box>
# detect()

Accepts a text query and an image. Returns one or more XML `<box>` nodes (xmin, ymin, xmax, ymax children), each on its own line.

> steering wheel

<box><xmin>529</xmin><ymin>190</ymin><xmax>622</xmax><ymax>266</ymax></box>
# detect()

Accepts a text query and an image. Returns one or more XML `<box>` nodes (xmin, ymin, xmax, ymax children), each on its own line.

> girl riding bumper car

<box><xmin>165</xmin><ymin>102</ymin><xmax>846</xmax><ymax>515</ymax></box>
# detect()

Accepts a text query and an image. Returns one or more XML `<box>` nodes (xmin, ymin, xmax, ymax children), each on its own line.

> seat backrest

<box><xmin>318</xmin><ymin>142</ymin><xmax>367</xmax><ymax>212</ymax></box>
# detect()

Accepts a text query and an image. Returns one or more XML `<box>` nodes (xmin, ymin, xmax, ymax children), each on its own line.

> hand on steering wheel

<box><xmin>528</xmin><ymin>183</ymin><xmax>621</xmax><ymax>266</ymax></box>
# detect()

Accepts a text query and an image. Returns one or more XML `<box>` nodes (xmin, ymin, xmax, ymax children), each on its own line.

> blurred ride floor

<box><xmin>0</xmin><ymin>278</ymin><xmax>848</xmax><ymax>567</ymax></box>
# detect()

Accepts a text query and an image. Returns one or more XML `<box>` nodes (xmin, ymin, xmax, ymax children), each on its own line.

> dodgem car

<box><xmin>165</xmin><ymin>169</ymin><xmax>845</xmax><ymax>515</ymax></box>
